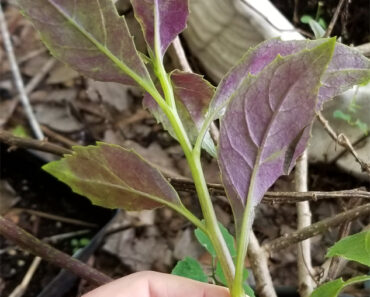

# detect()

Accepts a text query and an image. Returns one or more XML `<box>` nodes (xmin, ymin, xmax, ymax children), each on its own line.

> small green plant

<box><xmin>71</xmin><ymin>237</ymin><xmax>91</xmax><ymax>254</ymax></box>
<box><xmin>310</xmin><ymin>230</ymin><xmax>370</xmax><ymax>297</ymax></box>
<box><xmin>17</xmin><ymin>1</ymin><xmax>370</xmax><ymax>296</ymax></box>
<box><xmin>333</xmin><ymin>85</ymin><xmax>369</xmax><ymax>135</ymax></box>
<box><xmin>301</xmin><ymin>1</ymin><xmax>327</xmax><ymax>38</ymax></box>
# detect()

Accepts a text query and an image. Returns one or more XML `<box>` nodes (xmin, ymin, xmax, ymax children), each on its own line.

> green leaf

<box><xmin>318</xmin><ymin>17</ymin><xmax>327</xmax><ymax>29</ymax></box>
<box><xmin>18</xmin><ymin>0</ymin><xmax>151</xmax><ymax>87</ymax></box>
<box><xmin>308</xmin><ymin>19</ymin><xmax>326</xmax><ymax>38</ymax></box>
<box><xmin>171</xmin><ymin>257</ymin><xmax>208</xmax><ymax>283</ymax></box>
<box><xmin>215</xmin><ymin>262</ymin><xmax>254</xmax><ymax>297</ymax></box>
<box><xmin>355</xmin><ymin>119</ymin><xmax>368</xmax><ymax>135</ymax></box>
<box><xmin>243</xmin><ymin>283</ymin><xmax>255</xmax><ymax>297</ymax></box>
<box><xmin>333</xmin><ymin>110</ymin><xmax>352</xmax><ymax>122</ymax></box>
<box><xmin>326</xmin><ymin>230</ymin><xmax>370</xmax><ymax>266</ymax></box>
<box><xmin>194</xmin><ymin>222</ymin><xmax>236</xmax><ymax>258</ymax></box>
<box><xmin>43</xmin><ymin>143</ymin><xmax>182</xmax><ymax>211</ymax></box>
<box><xmin>310</xmin><ymin>275</ymin><xmax>370</xmax><ymax>297</ymax></box>
<box><xmin>215</xmin><ymin>261</ymin><xmax>227</xmax><ymax>284</ymax></box>
<box><xmin>11</xmin><ymin>125</ymin><xmax>29</xmax><ymax>138</ymax></box>
<box><xmin>301</xmin><ymin>15</ymin><xmax>314</xmax><ymax>24</ymax></box>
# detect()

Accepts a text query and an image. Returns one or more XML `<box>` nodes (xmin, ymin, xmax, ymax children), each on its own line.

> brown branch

<box><xmin>2</xmin><ymin>131</ymin><xmax>369</xmax><ymax>203</ymax></box>
<box><xmin>248</xmin><ymin>232</ymin><xmax>277</xmax><ymax>297</ymax></box>
<box><xmin>171</xmin><ymin>176</ymin><xmax>370</xmax><ymax>202</ymax></box>
<box><xmin>41</xmin><ymin>125</ymin><xmax>79</xmax><ymax>147</ymax></box>
<box><xmin>263</xmin><ymin>203</ymin><xmax>370</xmax><ymax>253</ymax></box>
<box><xmin>317</xmin><ymin>112</ymin><xmax>370</xmax><ymax>174</ymax></box>
<box><xmin>330</xmin><ymin>134</ymin><xmax>368</xmax><ymax>165</ymax></box>
<box><xmin>295</xmin><ymin>152</ymin><xmax>314</xmax><ymax>296</ymax></box>
<box><xmin>324</xmin><ymin>198</ymin><xmax>363</xmax><ymax>282</ymax></box>
<box><xmin>0</xmin><ymin>130</ymin><xmax>71</xmax><ymax>156</ymax></box>
<box><xmin>0</xmin><ymin>215</ymin><xmax>113</xmax><ymax>286</ymax></box>
<box><xmin>0</xmin><ymin>4</ymin><xmax>43</xmax><ymax>139</ymax></box>
<box><xmin>324</xmin><ymin>0</ymin><xmax>347</xmax><ymax>38</ymax></box>
<box><xmin>169</xmin><ymin>36</ymin><xmax>193</xmax><ymax>72</ymax></box>
<box><xmin>9</xmin><ymin>256</ymin><xmax>42</xmax><ymax>297</ymax></box>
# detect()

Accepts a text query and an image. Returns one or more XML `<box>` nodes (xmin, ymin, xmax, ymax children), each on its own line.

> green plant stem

<box><xmin>188</xmin><ymin>153</ymin><xmax>235</xmax><ymax>286</ymax></box>
<box><xmin>146</xmin><ymin>66</ymin><xmax>235</xmax><ymax>288</ymax></box>
<box><xmin>154</xmin><ymin>58</ymin><xmax>176</xmax><ymax>108</ymax></box>
<box><xmin>153</xmin><ymin>5</ymin><xmax>176</xmax><ymax>109</ymax></box>
<box><xmin>171</xmin><ymin>203</ymin><xmax>208</xmax><ymax>234</ymax></box>
<box><xmin>163</xmin><ymin>96</ymin><xmax>235</xmax><ymax>287</ymax></box>
<box><xmin>232</xmin><ymin>195</ymin><xmax>255</xmax><ymax>297</ymax></box>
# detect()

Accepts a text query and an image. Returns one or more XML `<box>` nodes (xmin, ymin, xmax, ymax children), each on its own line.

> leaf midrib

<box><xmin>47</xmin><ymin>0</ymin><xmax>149</xmax><ymax>86</ymax></box>
<box><xmin>66</xmin><ymin>175</ymin><xmax>180</xmax><ymax>209</ymax></box>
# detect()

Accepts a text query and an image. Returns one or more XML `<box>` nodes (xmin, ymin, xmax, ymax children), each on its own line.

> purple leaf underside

<box><xmin>43</xmin><ymin>143</ymin><xmax>181</xmax><ymax>210</ymax></box>
<box><xmin>211</xmin><ymin>39</ymin><xmax>370</xmax><ymax>116</ymax></box>
<box><xmin>143</xmin><ymin>71</ymin><xmax>216</xmax><ymax>156</ymax></box>
<box><xmin>218</xmin><ymin>39</ymin><xmax>336</xmax><ymax>229</ymax></box>
<box><xmin>131</xmin><ymin>0</ymin><xmax>189</xmax><ymax>58</ymax></box>
<box><xmin>18</xmin><ymin>0</ymin><xmax>151</xmax><ymax>86</ymax></box>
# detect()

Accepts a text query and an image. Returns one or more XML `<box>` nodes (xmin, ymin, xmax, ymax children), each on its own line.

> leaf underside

<box><xmin>43</xmin><ymin>143</ymin><xmax>181</xmax><ymax>211</ymax></box>
<box><xmin>131</xmin><ymin>0</ymin><xmax>189</xmax><ymax>58</ymax></box>
<box><xmin>143</xmin><ymin>71</ymin><xmax>216</xmax><ymax>156</ymax></box>
<box><xmin>218</xmin><ymin>39</ymin><xmax>336</xmax><ymax>230</ymax></box>
<box><xmin>18</xmin><ymin>0</ymin><xmax>151</xmax><ymax>86</ymax></box>
<box><xmin>210</xmin><ymin>38</ymin><xmax>370</xmax><ymax>118</ymax></box>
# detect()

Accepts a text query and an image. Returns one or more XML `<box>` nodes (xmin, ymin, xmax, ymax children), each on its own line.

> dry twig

<box><xmin>0</xmin><ymin>3</ymin><xmax>43</xmax><ymax>139</ymax></box>
<box><xmin>0</xmin><ymin>130</ymin><xmax>71</xmax><ymax>155</ymax></box>
<box><xmin>1</xmin><ymin>130</ymin><xmax>369</xmax><ymax>204</ymax></box>
<box><xmin>0</xmin><ymin>215</ymin><xmax>113</xmax><ymax>286</ymax></box>
<box><xmin>322</xmin><ymin>198</ymin><xmax>363</xmax><ymax>282</ymax></box>
<box><xmin>41</xmin><ymin>125</ymin><xmax>79</xmax><ymax>147</ymax></box>
<box><xmin>248</xmin><ymin>232</ymin><xmax>277</xmax><ymax>297</ymax></box>
<box><xmin>264</xmin><ymin>203</ymin><xmax>370</xmax><ymax>252</ymax></box>
<box><xmin>9</xmin><ymin>207</ymin><xmax>98</xmax><ymax>228</ymax></box>
<box><xmin>317</xmin><ymin>111</ymin><xmax>370</xmax><ymax>174</ymax></box>
<box><xmin>295</xmin><ymin>152</ymin><xmax>314</xmax><ymax>296</ymax></box>
<box><xmin>23</xmin><ymin>57</ymin><xmax>56</xmax><ymax>95</ymax></box>
<box><xmin>8</xmin><ymin>256</ymin><xmax>42</xmax><ymax>297</ymax></box>
<box><xmin>324</xmin><ymin>0</ymin><xmax>347</xmax><ymax>38</ymax></box>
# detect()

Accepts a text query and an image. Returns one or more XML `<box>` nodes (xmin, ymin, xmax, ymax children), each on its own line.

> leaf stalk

<box><xmin>231</xmin><ymin>196</ymin><xmax>255</xmax><ymax>297</ymax></box>
<box><xmin>151</xmin><ymin>59</ymin><xmax>236</xmax><ymax>288</ymax></box>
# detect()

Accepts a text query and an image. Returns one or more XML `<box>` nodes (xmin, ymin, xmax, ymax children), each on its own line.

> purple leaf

<box><xmin>171</xmin><ymin>70</ymin><xmax>215</xmax><ymax>131</ymax></box>
<box><xmin>43</xmin><ymin>143</ymin><xmax>181</xmax><ymax>210</ymax></box>
<box><xmin>218</xmin><ymin>39</ymin><xmax>336</xmax><ymax>229</ymax></box>
<box><xmin>131</xmin><ymin>0</ymin><xmax>189</xmax><ymax>58</ymax></box>
<box><xmin>210</xmin><ymin>39</ymin><xmax>370</xmax><ymax>116</ymax></box>
<box><xmin>143</xmin><ymin>71</ymin><xmax>216</xmax><ymax>155</ymax></box>
<box><xmin>18</xmin><ymin>0</ymin><xmax>151</xmax><ymax>86</ymax></box>
<box><xmin>318</xmin><ymin>43</ymin><xmax>370</xmax><ymax>107</ymax></box>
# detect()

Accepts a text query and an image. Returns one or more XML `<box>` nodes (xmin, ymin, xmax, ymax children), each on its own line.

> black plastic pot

<box><xmin>0</xmin><ymin>144</ymin><xmax>116</xmax><ymax>297</ymax></box>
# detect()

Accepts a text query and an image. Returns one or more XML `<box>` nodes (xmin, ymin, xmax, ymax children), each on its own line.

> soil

<box><xmin>0</xmin><ymin>145</ymin><xmax>115</xmax><ymax>297</ymax></box>
<box><xmin>271</xmin><ymin>0</ymin><xmax>370</xmax><ymax>45</ymax></box>
<box><xmin>0</xmin><ymin>0</ymin><xmax>369</xmax><ymax>296</ymax></box>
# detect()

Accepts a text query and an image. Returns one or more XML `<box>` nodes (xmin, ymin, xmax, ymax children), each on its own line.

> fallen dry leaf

<box><xmin>34</xmin><ymin>104</ymin><xmax>82</xmax><ymax>133</ymax></box>
<box><xmin>87</xmin><ymin>80</ymin><xmax>133</xmax><ymax>112</ymax></box>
